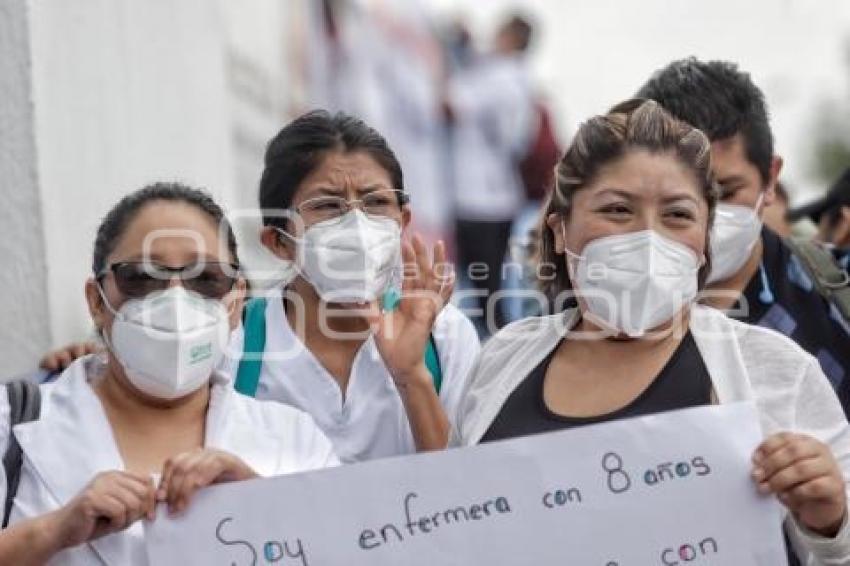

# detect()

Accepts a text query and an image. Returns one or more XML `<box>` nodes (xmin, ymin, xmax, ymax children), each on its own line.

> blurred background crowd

<box><xmin>2</xmin><ymin>0</ymin><xmax>850</xmax><ymax>374</ymax></box>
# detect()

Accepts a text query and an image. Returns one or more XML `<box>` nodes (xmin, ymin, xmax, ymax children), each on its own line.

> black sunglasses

<box><xmin>97</xmin><ymin>261</ymin><xmax>239</xmax><ymax>300</ymax></box>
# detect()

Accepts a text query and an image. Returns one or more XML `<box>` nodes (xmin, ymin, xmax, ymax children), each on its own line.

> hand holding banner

<box><xmin>146</xmin><ymin>402</ymin><xmax>787</xmax><ymax>565</ymax></box>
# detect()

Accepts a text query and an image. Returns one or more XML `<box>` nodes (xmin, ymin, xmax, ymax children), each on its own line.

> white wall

<box><xmin>1</xmin><ymin>0</ymin><xmax>238</xmax><ymax>376</ymax></box>
<box><xmin>0</xmin><ymin>0</ymin><xmax>294</xmax><ymax>376</ymax></box>
<box><xmin>0</xmin><ymin>0</ymin><xmax>51</xmax><ymax>378</ymax></box>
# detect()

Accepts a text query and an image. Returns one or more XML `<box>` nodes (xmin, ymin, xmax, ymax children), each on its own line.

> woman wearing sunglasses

<box><xmin>39</xmin><ymin>111</ymin><xmax>479</xmax><ymax>464</ymax></box>
<box><xmin>0</xmin><ymin>184</ymin><xmax>337</xmax><ymax>565</ymax></box>
<box><xmin>453</xmin><ymin>100</ymin><xmax>850</xmax><ymax>563</ymax></box>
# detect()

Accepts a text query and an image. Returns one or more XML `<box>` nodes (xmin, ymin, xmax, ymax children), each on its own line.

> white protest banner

<box><xmin>146</xmin><ymin>402</ymin><xmax>788</xmax><ymax>565</ymax></box>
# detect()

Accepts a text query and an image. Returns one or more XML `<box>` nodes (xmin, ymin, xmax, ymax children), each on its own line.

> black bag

<box><xmin>2</xmin><ymin>380</ymin><xmax>41</xmax><ymax>527</ymax></box>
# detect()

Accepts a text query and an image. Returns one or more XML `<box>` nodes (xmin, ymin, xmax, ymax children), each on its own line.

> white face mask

<box><xmin>706</xmin><ymin>194</ymin><xmax>764</xmax><ymax>284</ymax></box>
<box><xmin>281</xmin><ymin>210</ymin><xmax>402</xmax><ymax>304</ymax></box>
<box><xmin>565</xmin><ymin>229</ymin><xmax>701</xmax><ymax>337</ymax></box>
<box><xmin>100</xmin><ymin>286</ymin><xmax>230</xmax><ymax>400</ymax></box>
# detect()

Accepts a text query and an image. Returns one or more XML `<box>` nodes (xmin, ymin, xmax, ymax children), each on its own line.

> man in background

<box><xmin>638</xmin><ymin>58</ymin><xmax>850</xmax><ymax>411</ymax></box>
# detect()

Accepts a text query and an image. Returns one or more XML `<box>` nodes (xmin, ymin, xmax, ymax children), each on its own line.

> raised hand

<box><xmin>369</xmin><ymin>235</ymin><xmax>454</xmax><ymax>388</ymax></box>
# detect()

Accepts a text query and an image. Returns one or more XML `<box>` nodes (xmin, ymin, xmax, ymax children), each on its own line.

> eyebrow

<box><xmin>117</xmin><ymin>253</ymin><xmax>223</xmax><ymax>265</ymax></box>
<box><xmin>715</xmin><ymin>175</ymin><xmax>748</xmax><ymax>187</ymax></box>
<box><xmin>593</xmin><ymin>188</ymin><xmax>637</xmax><ymax>201</ymax></box>
<box><xmin>661</xmin><ymin>193</ymin><xmax>701</xmax><ymax>205</ymax></box>
<box><xmin>593</xmin><ymin>188</ymin><xmax>700</xmax><ymax>205</ymax></box>
<box><xmin>303</xmin><ymin>184</ymin><xmax>393</xmax><ymax>198</ymax></box>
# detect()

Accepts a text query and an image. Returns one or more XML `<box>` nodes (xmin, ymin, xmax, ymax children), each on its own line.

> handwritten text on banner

<box><xmin>146</xmin><ymin>402</ymin><xmax>787</xmax><ymax>565</ymax></box>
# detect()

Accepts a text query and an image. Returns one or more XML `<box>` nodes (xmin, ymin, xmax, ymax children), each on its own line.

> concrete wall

<box><xmin>0</xmin><ymin>0</ymin><xmax>293</xmax><ymax>377</ymax></box>
<box><xmin>0</xmin><ymin>0</ymin><xmax>51</xmax><ymax>378</ymax></box>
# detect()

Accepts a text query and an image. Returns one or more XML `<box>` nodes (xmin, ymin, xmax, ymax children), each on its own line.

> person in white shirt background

<box><xmin>0</xmin><ymin>183</ymin><xmax>337</xmax><ymax>565</ymax></box>
<box><xmin>445</xmin><ymin>13</ymin><xmax>536</xmax><ymax>333</ymax></box>
<box><xmin>454</xmin><ymin>99</ymin><xmax>850</xmax><ymax>565</ymax></box>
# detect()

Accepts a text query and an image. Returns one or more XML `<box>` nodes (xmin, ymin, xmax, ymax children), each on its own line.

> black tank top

<box><xmin>480</xmin><ymin>331</ymin><xmax>712</xmax><ymax>443</ymax></box>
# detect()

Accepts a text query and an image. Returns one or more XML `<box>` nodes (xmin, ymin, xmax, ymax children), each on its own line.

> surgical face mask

<box><xmin>280</xmin><ymin>210</ymin><xmax>402</xmax><ymax>304</ymax></box>
<box><xmin>706</xmin><ymin>194</ymin><xmax>764</xmax><ymax>284</ymax></box>
<box><xmin>99</xmin><ymin>286</ymin><xmax>230</xmax><ymax>400</ymax></box>
<box><xmin>565</xmin><ymin>229</ymin><xmax>701</xmax><ymax>337</ymax></box>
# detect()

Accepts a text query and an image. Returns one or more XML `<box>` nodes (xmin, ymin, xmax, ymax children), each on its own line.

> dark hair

<box><xmin>539</xmin><ymin>99</ymin><xmax>720</xmax><ymax>298</ymax></box>
<box><xmin>92</xmin><ymin>182</ymin><xmax>238</xmax><ymax>274</ymax></box>
<box><xmin>500</xmin><ymin>14</ymin><xmax>534</xmax><ymax>52</ymax></box>
<box><xmin>636</xmin><ymin>58</ymin><xmax>774</xmax><ymax>184</ymax></box>
<box><xmin>259</xmin><ymin>110</ymin><xmax>405</xmax><ymax>229</ymax></box>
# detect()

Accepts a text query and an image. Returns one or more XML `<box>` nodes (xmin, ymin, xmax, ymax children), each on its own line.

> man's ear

<box><xmin>85</xmin><ymin>278</ymin><xmax>107</xmax><ymax>332</ymax></box>
<box><xmin>763</xmin><ymin>155</ymin><xmax>784</xmax><ymax>208</ymax></box>
<box><xmin>546</xmin><ymin>213</ymin><xmax>565</xmax><ymax>254</ymax></box>
<box><xmin>260</xmin><ymin>226</ymin><xmax>293</xmax><ymax>261</ymax></box>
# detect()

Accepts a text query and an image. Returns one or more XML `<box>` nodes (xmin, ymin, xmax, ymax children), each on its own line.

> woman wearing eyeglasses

<box><xmin>235</xmin><ymin>110</ymin><xmax>478</xmax><ymax>463</ymax></box>
<box><xmin>38</xmin><ymin>111</ymin><xmax>478</xmax><ymax>464</ymax></box>
<box><xmin>0</xmin><ymin>183</ymin><xmax>337</xmax><ymax>565</ymax></box>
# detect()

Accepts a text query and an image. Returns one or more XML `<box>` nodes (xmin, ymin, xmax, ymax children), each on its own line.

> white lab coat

<box><xmin>224</xmin><ymin>298</ymin><xmax>480</xmax><ymax>463</ymax></box>
<box><xmin>453</xmin><ymin>304</ymin><xmax>850</xmax><ymax>564</ymax></box>
<box><xmin>447</xmin><ymin>53</ymin><xmax>534</xmax><ymax>221</ymax></box>
<box><xmin>0</xmin><ymin>355</ymin><xmax>338</xmax><ymax>565</ymax></box>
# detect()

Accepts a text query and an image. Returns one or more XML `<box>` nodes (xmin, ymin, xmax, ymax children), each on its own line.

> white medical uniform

<box><xmin>0</xmin><ymin>355</ymin><xmax>337</xmax><ymax>565</ymax></box>
<box><xmin>226</xmin><ymin>296</ymin><xmax>480</xmax><ymax>463</ymax></box>
<box><xmin>447</xmin><ymin>53</ymin><xmax>534</xmax><ymax>222</ymax></box>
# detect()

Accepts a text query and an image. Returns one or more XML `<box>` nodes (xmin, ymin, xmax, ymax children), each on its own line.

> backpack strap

<box><xmin>425</xmin><ymin>334</ymin><xmax>442</xmax><ymax>395</ymax></box>
<box><xmin>234</xmin><ymin>298</ymin><xmax>268</xmax><ymax>397</ymax></box>
<box><xmin>3</xmin><ymin>380</ymin><xmax>41</xmax><ymax>528</ymax></box>
<box><xmin>383</xmin><ymin>289</ymin><xmax>443</xmax><ymax>394</ymax></box>
<box><xmin>786</xmin><ymin>237</ymin><xmax>850</xmax><ymax>324</ymax></box>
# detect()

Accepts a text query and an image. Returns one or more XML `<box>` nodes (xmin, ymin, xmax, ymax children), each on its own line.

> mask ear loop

<box><xmin>754</xmin><ymin>191</ymin><xmax>766</xmax><ymax>216</ymax></box>
<box><xmin>94</xmin><ymin>283</ymin><xmax>122</xmax><ymax>355</ymax></box>
<box><xmin>96</xmin><ymin>283</ymin><xmax>123</xmax><ymax>319</ymax></box>
<box><xmin>560</xmin><ymin>219</ymin><xmax>587</xmax><ymax>280</ymax></box>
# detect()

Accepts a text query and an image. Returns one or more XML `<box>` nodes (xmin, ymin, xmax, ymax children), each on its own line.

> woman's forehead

<box><xmin>581</xmin><ymin>151</ymin><xmax>705</xmax><ymax>203</ymax></box>
<box><xmin>108</xmin><ymin>201</ymin><xmax>228</xmax><ymax>263</ymax></box>
<box><xmin>301</xmin><ymin>151</ymin><xmax>393</xmax><ymax>190</ymax></box>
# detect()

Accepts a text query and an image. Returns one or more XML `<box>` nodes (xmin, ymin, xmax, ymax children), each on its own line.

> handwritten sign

<box><xmin>146</xmin><ymin>402</ymin><xmax>788</xmax><ymax>565</ymax></box>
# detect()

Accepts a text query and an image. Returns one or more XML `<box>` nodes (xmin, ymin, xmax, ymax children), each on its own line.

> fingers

<box><xmin>39</xmin><ymin>342</ymin><xmax>100</xmax><ymax>371</ymax></box>
<box><xmin>40</xmin><ymin>350</ymin><xmax>71</xmax><ymax>372</ymax></box>
<box><xmin>113</xmin><ymin>473</ymin><xmax>157</xmax><ymax>521</ymax></box>
<box><xmin>413</xmin><ymin>234</ymin><xmax>433</xmax><ymax>289</ymax></box>
<box><xmin>752</xmin><ymin>433</ymin><xmax>845</xmax><ymax>517</ymax></box>
<box><xmin>753</xmin><ymin>433</ymin><xmax>823</xmax><ymax>489</ymax></box>
<box><xmin>89</xmin><ymin>493</ymin><xmax>131</xmax><ymax>538</ymax></box>
<box><xmin>782</xmin><ymin>475</ymin><xmax>844</xmax><ymax>509</ymax></box>
<box><xmin>83</xmin><ymin>472</ymin><xmax>156</xmax><ymax>541</ymax></box>
<box><xmin>158</xmin><ymin>450</ymin><xmax>253</xmax><ymax>516</ymax></box>
<box><xmin>755</xmin><ymin>455</ymin><xmax>832</xmax><ymax>496</ymax></box>
<box><xmin>74</xmin><ymin>342</ymin><xmax>99</xmax><ymax>358</ymax></box>
<box><xmin>401</xmin><ymin>234</ymin><xmax>455</xmax><ymax>298</ymax></box>
<box><xmin>431</xmin><ymin>240</ymin><xmax>455</xmax><ymax>304</ymax></box>
<box><xmin>400</xmin><ymin>240</ymin><xmax>417</xmax><ymax>293</ymax></box>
